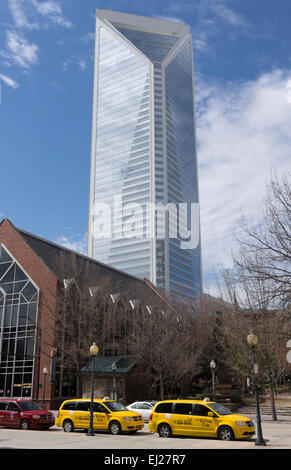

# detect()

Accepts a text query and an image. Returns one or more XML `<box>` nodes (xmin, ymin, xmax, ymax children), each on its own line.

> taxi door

<box><xmin>170</xmin><ymin>403</ymin><xmax>194</xmax><ymax>435</ymax></box>
<box><xmin>93</xmin><ymin>402</ymin><xmax>110</xmax><ymax>430</ymax></box>
<box><xmin>192</xmin><ymin>404</ymin><xmax>217</xmax><ymax>437</ymax></box>
<box><xmin>74</xmin><ymin>401</ymin><xmax>90</xmax><ymax>429</ymax></box>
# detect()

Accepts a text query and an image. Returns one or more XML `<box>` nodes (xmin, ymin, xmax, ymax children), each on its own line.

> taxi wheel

<box><xmin>63</xmin><ymin>419</ymin><xmax>74</xmax><ymax>433</ymax></box>
<box><xmin>109</xmin><ymin>420</ymin><xmax>121</xmax><ymax>435</ymax></box>
<box><xmin>217</xmin><ymin>426</ymin><xmax>234</xmax><ymax>441</ymax></box>
<box><xmin>158</xmin><ymin>423</ymin><xmax>172</xmax><ymax>438</ymax></box>
<box><xmin>20</xmin><ymin>419</ymin><xmax>30</xmax><ymax>430</ymax></box>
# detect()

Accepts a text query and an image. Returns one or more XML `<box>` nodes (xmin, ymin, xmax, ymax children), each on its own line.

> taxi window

<box><xmin>173</xmin><ymin>403</ymin><xmax>192</xmax><ymax>415</ymax></box>
<box><xmin>104</xmin><ymin>402</ymin><xmax>127</xmax><ymax>412</ymax></box>
<box><xmin>76</xmin><ymin>402</ymin><xmax>90</xmax><ymax>411</ymax></box>
<box><xmin>62</xmin><ymin>401</ymin><xmax>76</xmax><ymax>410</ymax></box>
<box><xmin>93</xmin><ymin>402</ymin><xmax>108</xmax><ymax>413</ymax></box>
<box><xmin>0</xmin><ymin>402</ymin><xmax>8</xmax><ymax>410</ymax></box>
<box><xmin>208</xmin><ymin>403</ymin><xmax>232</xmax><ymax>415</ymax></box>
<box><xmin>155</xmin><ymin>402</ymin><xmax>173</xmax><ymax>414</ymax></box>
<box><xmin>193</xmin><ymin>404</ymin><xmax>209</xmax><ymax>416</ymax></box>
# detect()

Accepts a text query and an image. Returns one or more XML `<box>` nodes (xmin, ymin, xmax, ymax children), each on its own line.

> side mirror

<box><xmin>208</xmin><ymin>411</ymin><xmax>215</xmax><ymax>417</ymax></box>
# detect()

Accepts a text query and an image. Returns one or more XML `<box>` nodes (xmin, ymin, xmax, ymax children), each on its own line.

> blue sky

<box><xmin>0</xmin><ymin>0</ymin><xmax>290</xmax><ymax>294</ymax></box>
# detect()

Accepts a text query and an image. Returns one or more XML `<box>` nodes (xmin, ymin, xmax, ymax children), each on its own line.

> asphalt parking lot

<box><xmin>1</xmin><ymin>415</ymin><xmax>291</xmax><ymax>450</ymax></box>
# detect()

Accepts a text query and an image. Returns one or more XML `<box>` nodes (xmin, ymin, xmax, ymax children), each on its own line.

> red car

<box><xmin>0</xmin><ymin>399</ymin><xmax>55</xmax><ymax>430</ymax></box>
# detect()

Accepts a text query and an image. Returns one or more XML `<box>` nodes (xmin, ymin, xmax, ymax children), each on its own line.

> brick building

<box><xmin>0</xmin><ymin>218</ymin><xmax>162</xmax><ymax>408</ymax></box>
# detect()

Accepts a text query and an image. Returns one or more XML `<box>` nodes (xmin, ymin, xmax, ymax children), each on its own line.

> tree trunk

<box><xmin>269</xmin><ymin>372</ymin><xmax>277</xmax><ymax>421</ymax></box>
<box><xmin>76</xmin><ymin>373</ymin><xmax>82</xmax><ymax>398</ymax></box>
<box><xmin>159</xmin><ymin>371</ymin><xmax>164</xmax><ymax>400</ymax></box>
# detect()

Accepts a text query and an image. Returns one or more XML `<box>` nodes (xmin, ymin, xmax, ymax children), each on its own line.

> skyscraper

<box><xmin>88</xmin><ymin>9</ymin><xmax>202</xmax><ymax>299</ymax></box>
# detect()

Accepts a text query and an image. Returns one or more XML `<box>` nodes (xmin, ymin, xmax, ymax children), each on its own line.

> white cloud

<box><xmin>61</xmin><ymin>54</ymin><xmax>91</xmax><ymax>72</ymax></box>
<box><xmin>3</xmin><ymin>1</ymin><xmax>73</xmax><ymax>71</ymax></box>
<box><xmin>80</xmin><ymin>32</ymin><xmax>95</xmax><ymax>43</ymax></box>
<box><xmin>34</xmin><ymin>0</ymin><xmax>61</xmax><ymax>15</ymax></box>
<box><xmin>193</xmin><ymin>38</ymin><xmax>208</xmax><ymax>51</ymax></box>
<box><xmin>32</xmin><ymin>0</ymin><xmax>73</xmax><ymax>28</ymax></box>
<box><xmin>7</xmin><ymin>0</ymin><xmax>73</xmax><ymax>30</ymax></box>
<box><xmin>196</xmin><ymin>69</ymin><xmax>291</xmax><ymax>293</ymax></box>
<box><xmin>8</xmin><ymin>0</ymin><xmax>39</xmax><ymax>29</ymax></box>
<box><xmin>0</xmin><ymin>73</ymin><xmax>19</xmax><ymax>89</ymax></box>
<box><xmin>212</xmin><ymin>4</ymin><xmax>249</xmax><ymax>29</ymax></box>
<box><xmin>54</xmin><ymin>233</ymin><xmax>88</xmax><ymax>255</ymax></box>
<box><xmin>78</xmin><ymin>59</ymin><xmax>87</xmax><ymax>71</ymax></box>
<box><xmin>6</xmin><ymin>31</ymin><xmax>39</xmax><ymax>69</ymax></box>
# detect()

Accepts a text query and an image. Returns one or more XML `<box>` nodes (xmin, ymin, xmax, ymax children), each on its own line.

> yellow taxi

<box><xmin>148</xmin><ymin>399</ymin><xmax>255</xmax><ymax>441</ymax></box>
<box><xmin>56</xmin><ymin>398</ymin><xmax>144</xmax><ymax>434</ymax></box>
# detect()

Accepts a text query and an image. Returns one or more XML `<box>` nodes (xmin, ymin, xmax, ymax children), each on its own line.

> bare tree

<box><xmin>122</xmin><ymin>294</ymin><xmax>212</xmax><ymax>400</ymax></box>
<box><xmin>234</xmin><ymin>172</ymin><xmax>291</xmax><ymax>308</ymax></box>
<box><xmin>217</xmin><ymin>266</ymin><xmax>291</xmax><ymax>420</ymax></box>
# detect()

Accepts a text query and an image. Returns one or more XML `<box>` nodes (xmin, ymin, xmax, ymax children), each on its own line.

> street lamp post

<box><xmin>210</xmin><ymin>360</ymin><xmax>216</xmax><ymax>401</ymax></box>
<box><xmin>247</xmin><ymin>333</ymin><xmax>266</xmax><ymax>446</ymax></box>
<box><xmin>112</xmin><ymin>362</ymin><xmax>117</xmax><ymax>401</ymax></box>
<box><xmin>42</xmin><ymin>367</ymin><xmax>47</xmax><ymax>408</ymax></box>
<box><xmin>87</xmin><ymin>342</ymin><xmax>99</xmax><ymax>437</ymax></box>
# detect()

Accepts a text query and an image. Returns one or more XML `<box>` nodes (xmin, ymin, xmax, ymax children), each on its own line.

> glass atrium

<box><xmin>0</xmin><ymin>244</ymin><xmax>39</xmax><ymax>398</ymax></box>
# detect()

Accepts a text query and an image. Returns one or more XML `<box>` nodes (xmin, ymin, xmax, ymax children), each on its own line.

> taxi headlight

<box><xmin>123</xmin><ymin>416</ymin><xmax>132</xmax><ymax>421</ymax></box>
<box><xmin>32</xmin><ymin>415</ymin><xmax>41</xmax><ymax>419</ymax></box>
<box><xmin>236</xmin><ymin>421</ymin><xmax>247</xmax><ymax>426</ymax></box>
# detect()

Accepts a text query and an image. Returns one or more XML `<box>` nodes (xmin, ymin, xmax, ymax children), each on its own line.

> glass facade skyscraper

<box><xmin>88</xmin><ymin>10</ymin><xmax>202</xmax><ymax>299</ymax></box>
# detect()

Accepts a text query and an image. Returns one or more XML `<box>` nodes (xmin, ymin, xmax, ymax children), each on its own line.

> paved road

<box><xmin>1</xmin><ymin>417</ymin><xmax>291</xmax><ymax>450</ymax></box>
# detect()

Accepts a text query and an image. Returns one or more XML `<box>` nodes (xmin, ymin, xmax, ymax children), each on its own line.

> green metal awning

<box><xmin>82</xmin><ymin>355</ymin><xmax>140</xmax><ymax>375</ymax></box>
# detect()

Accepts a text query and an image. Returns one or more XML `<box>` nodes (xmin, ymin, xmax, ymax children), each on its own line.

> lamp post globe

<box><xmin>247</xmin><ymin>333</ymin><xmax>258</xmax><ymax>347</ymax></box>
<box><xmin>210</xmin><ymin>360</ymin><xmax>216</xmax><ymax>401</ymax></box>
<box><xmin>90</xmin><ymin>342</ymin><xmax>99</xmax><ymax>356</ymax></box>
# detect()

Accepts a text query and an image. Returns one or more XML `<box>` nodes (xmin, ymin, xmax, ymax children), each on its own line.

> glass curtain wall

<box><xmin>0</xmin><ymin>245</ymin><xmax>39</xmax><ymax>398</ymax></box>
<box><xmin>92</xmin><ymin>25</ymin><xmax>152</xmax><ymax>279</ymax></box>
<box><xmin>165</xmin><ymin>41</ymin><xmax>201</xmax><ymax>297</ymax></box>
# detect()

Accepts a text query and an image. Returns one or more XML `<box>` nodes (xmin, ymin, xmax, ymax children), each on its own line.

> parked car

<box><xmin>56</xmin><ymin>398</ymin><xmax>144</xmax><ymax>434</ymax></box>
<box><xmin>126</xmin><ymin>401</ymin><xmax>154</xmax><ymax>421</ymax></box>
<box><xmin>148</xmin><ymin>399</ymin><xmax>255</xmax><ymax>441</ymax></box>
<box><xmin>0</xmin><ymin>399</ymin><xmax>55</xmax><ymax>430</ymax></box>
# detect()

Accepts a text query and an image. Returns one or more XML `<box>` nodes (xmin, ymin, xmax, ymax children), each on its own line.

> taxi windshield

<box><xmin>18</xmin><ymin>401</ymin><xmax>43</xmax><ymax>411</ymax></box>
<box><xmin>208</xmin><ymin>403</ymin><xmax>232</xmax><ymax>415</ymax></box>
<box><xmin>104</xmin><ymin>401</ymin><xmax>127</xmax><ymax>412</ymax></box>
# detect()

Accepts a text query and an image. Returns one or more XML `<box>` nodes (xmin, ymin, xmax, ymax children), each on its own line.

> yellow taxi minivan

<box><xmin>56</xmin><ymin>399</ymin><xmax>144</xmax><ymax>434</ymax></box>
<box><xmin>148</xmin><ymin>400</ymin><xmax>255</xmax><ymax>441</ymax></box>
